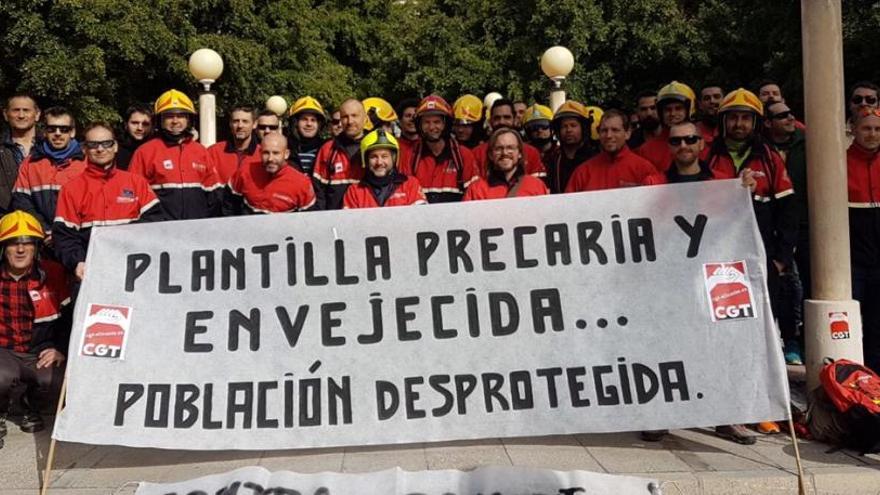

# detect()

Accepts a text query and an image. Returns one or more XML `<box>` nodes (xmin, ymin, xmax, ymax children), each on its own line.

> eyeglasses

<box><xmin>852</xmin><ymin>95</ymin><xmax>878</xmax><ymax>106</ymax></box>
<box><xmin>770</xmin><ymin>110</ymin><xmax>793</xmax><ymax>120</ymax></box>
<box><xmin>256</xmin><ymin>124</ymin><xmax>279</xmax><ymax>131</ymax></box>
<box><xmin>84</xmin><ymin>139</ymin><xmax>116</xmax><ymax>150</ymax></box>
<box><xmin>668</xmin><ymin>135</ymin><xmax>702</xmax><ymax>146</ymax></box>
<box><xmin>527</xmin><ymin>124</ymin><xmax>551</xmax><ymax>131</ymax></box>
<box><xmin>45</xmin><ymin>125</ymin><xmax>72</xmax><ymax>134</ymax></box>
<box><xmin>492</xmin><ymin>145</ymin><xmax>519</xmax><ymax>154</ymax></box>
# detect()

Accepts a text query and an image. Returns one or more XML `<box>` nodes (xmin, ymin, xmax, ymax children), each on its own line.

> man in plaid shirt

<box><xmin>0</xmin><ymin>210</ymin><xmax>69</xmax><ymax>449</ymax></box>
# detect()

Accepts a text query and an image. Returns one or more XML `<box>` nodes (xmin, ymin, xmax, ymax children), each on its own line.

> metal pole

<box><xmin>801</xmin><ymin>0</ymin><xmax>863</xmax><ymax>392</ymax></box>
<box><xmin>198</xmin><ymin>90</ymin><xmax>217</xmax><ymax>147</ymax></box>
<box><xmin>549</xmin><ymin>79</ymin><xmax>566</xmax><ymax>113</ymax></box>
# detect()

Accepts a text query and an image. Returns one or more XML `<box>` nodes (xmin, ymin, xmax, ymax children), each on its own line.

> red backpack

<box><xmin>819</xmin><ymin>359</ymin><xmax>880</xmax><ymax>453</ymax></box>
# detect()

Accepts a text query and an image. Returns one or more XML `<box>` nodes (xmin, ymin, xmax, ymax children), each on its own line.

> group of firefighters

<box><xmin>0</xmin><ymin>76</ymin><xmax>879</xmax><ymax>448</ymax></box>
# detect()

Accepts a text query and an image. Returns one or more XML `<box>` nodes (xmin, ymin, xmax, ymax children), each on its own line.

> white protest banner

<box><xmin>54</xmin><ymin>180</ymin><xmax>790</xmax><ymax>450</ymax></box>
<box><xmin>135</xmin><ymin>466</ymin><xmax>659</xmax><ymax>495</ymax></box>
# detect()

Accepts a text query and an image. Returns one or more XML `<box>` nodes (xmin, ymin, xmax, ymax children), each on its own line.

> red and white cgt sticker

<box><xmin>829</xmin><ymin>312</ymin><xmax>850</xmax><ymax>340</ymax></box>
<box><xmin>703</xmin><ymin>261</ymin><xmax>757</xmax><ymax>322</ymax></box>
<box><xmin>79</xmin><ymin>304</ymin><xmax>132</xmax><ymax>359</ymax></box>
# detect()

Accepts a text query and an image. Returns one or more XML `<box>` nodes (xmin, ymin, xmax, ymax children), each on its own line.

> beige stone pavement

<box><xmin>1</xmin><ymin>417</ymin><xmax>879</xmax><ymax>495</ymax></box>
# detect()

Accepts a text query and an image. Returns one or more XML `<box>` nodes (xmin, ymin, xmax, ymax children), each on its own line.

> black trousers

<box><xmin>0</xmin><ymin>348</ymin><xmax>64</xmax><ymax>411</ymax></box>
<box><xmin>853</xmin><ymin>265</ymin><xmax>880</xmax><ymax>374</ymax></box>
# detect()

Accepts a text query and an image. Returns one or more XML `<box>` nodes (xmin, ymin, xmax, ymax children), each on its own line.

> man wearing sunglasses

<box><xmin>847</xmin><ymin>81</ymin><xmax>879</xmax><ymax>144</ymax></box>
<box><xmin>636</xmin><ymin>81</ymin><xmax>701</xmax><ymax>174</ymax></box>
<box><xmin>648</xmin><ymin>127</ymin><xmax>759</xmax><ymax>448</ymax></box>
<box><xmin>763</xmin><ymin>101</ymin><xmax>809</xmax><ymax>365</ymax></box>
<box><xmin>12</xmin><ymin>107</ymin><xmax>86</xmax><ymax>243</ymax></box>
<box><xmin>129</xmin><ymin>89</ymin><xmax>222</xmax><ymax>220</ymax></box>
<box><xmin>255</xmin><ymin>110</ymin><xmax>282</xmax><ymax>142</ymax></box>
<box><xmin>756</xmin><ymin>79</ymin><xmax>807</xmax><ymax>132</ymax></box>
<box><xmin>54</xmin><ymin>123</ymin><xmax>163</xmax><ymax>282</ymax></box>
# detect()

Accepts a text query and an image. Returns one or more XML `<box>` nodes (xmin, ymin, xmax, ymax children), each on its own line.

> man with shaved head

<box><xmin>224</xmin><ymin>133</ymin><xmax>315</xmax><ymax>215</ymax></box>
<box><xmin>311</xmin><ymin>99</ymin><xmax>367</xmax><ymax>209</ymax></box>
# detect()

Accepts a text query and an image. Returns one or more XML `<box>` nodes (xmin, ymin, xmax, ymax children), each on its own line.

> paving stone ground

<box><xmin>3</xmin><ymin>368</ymin><xmax>880</xmax><ymax>494</ymax></box>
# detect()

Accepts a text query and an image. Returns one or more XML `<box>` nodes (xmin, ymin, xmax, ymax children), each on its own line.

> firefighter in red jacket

<box><xmin>53</xmin><ymin>123</ymin><xmax>163</xmax><ymax>281</ymax></box>
<box><xmin>464</xmin><ymin>128</ymin><xmax>548</xmax><ymax>201</ymax></box>
<box><xmin>848</xmin><ymin>108</ymin><xmax>880</xmax><ymax>373</ymax></box>
<box><xmin>544</xmin><ymin>101</ymin><xmax>598</xmax><ymax>193</ymax></box>
<box><xmin>707</xmin><ymin>90</ymin><xmax>797</xmax><ymax>387</ymax></box>
<box><xmin>312</xmin><ymin>99</ymin><xmax>367</xmax><ymax>210</ymax></box>
<box><xmin>224</xmin><ymin>133</ymin><xmax>316</xmax><ymax>215</ymax></box>
<box><xmin>566</xmin><ymin>109</ymin><xmax>665</xmax><ymax>193</ymax></box>
<box><xmin>12</xmin><ymin>107</ymin><xmax>86</xmax><ymax>238</ymax></box>
<box><xmin>208</xmin><ymin>105</ymin><xmax>261</xmax><ymax>184</ymax></box>
<box><xmin>0</xmin><ymin>210</ymin><xmax>70</xmax><ymax>444</ymax></box>
<box><xmin>472</xmin><ymin>98</ymin><xmax>547</xmax><ymax>179</ymax></box>
<box><xmin>451</xmin><ymin>94</ymin><xmax>485</xmax><ymax>150</ymax></box>
<box><xmin>343</xmin><ymin>129</ymin><xmax>426</xmax><ymax>209</ymax></box>
<box><xmin>398</xmin><ymin>95</ymin><xmax>480</xmax><ymax>203</ymax></box>
<box><xmin>129</xmin><ymin>89</ymin><xmax>222</xmax><ymax>219</ymax></box>
<box><xmin>636</xmin><ymin>81</ymin><xmax>701</xmax><ymax>173</ymax></box>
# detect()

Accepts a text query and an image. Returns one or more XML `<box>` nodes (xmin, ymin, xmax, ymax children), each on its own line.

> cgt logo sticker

<box><xmin>829</xmin><ymin>312</ymin><xmax>850</xmax><ymax>340</ymax></box>
<box><xmin>703</xmin><ymin>261</ymin><xmax>757</xmax><ymax>322</ymax></box>
<box><xmin>80</xmin><ymin>304</ymin><xmax>132</xmax><ymax>359</ymax></box>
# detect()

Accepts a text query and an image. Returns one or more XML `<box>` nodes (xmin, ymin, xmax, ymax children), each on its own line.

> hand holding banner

<box><xmin>54</xmin><ymin>180</ymin><xmax>790</xmax><ymax>450</ymax></box>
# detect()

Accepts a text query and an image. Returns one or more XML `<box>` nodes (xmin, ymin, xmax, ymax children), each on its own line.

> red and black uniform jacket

<box><xmin>398</xmin><ymin>138</ymin><xmax>479</xmax><ymax>203</ymax></box>
<box><xmin>472</xmin><ymin>140</ymin><xmax>547</xmax><ymax>179</ymax></box>
<box><xmin>565</xmin><ymin>146</ymin><xmax>666</xmax><ymax>193</ymax></box>
<box><xmin>209</xmin><ymin>137</ymin><xmax>261</xmax><ymax>184</ymax></box>
<box><xmin>708</xmin><ymin>140</ymin><xmax>797</xmax><ymax>268</ymax></box>
<box><xmin>53</xmin><ymin>162</ymin><xmax>163</xmax><ymax>271</ymax></box>
<box><xmin>225</xmin><ymin>162</ymin><xmax>316</xmax><ymax>215</ymax></box>
<box><xmin>847</xmin><ymin>143</ymin><xmax>880</xmax><ymax>268</ymax></box>
<box><xmin>542</xmin><ymin>143</ymin><xmax>597</xmax><ymax>194</ymax></box>
<box><xmin>0</xmin><ymin>259</ymin><xmax>71</xmax><ymax>354</ymax></box>
<box><xmin>312</xmin><ymin>137</ymin><xmax>364</xmax><ymax>210</ymax></box>
<box><xmin>463</xmin><ymin>170</ymin><xmax>549</xmax><ymax>201</ymax></box>
<box><xmin>12</xmin><ymin>147</ymin><xmax>86</xmax><ymax>232</ymax></box>
<box><xmin>343</xmin><ymin>172</ymin><xmax>426</xmax><ymax>209</ymax></box>
<box><xmin>696</xmin><ymin>121</ymin><xmax>718</xmax><ymax>150</ymax></box>
<box><xmin>128</xmin><ymin>135</ymin><xmax>222</xmax><ymax>220</ymax></box>
<box><xmin>636</xmin><ymin>128</ymin><xmax>711</xmax><ymax>174</ymax></box>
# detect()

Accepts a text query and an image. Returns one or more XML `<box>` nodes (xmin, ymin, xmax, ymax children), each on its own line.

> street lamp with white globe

<box><xmin>188</xmin><ymin>48</ymin><xmax>224</xmax><ymax>146</ymax></box>
<box><xmin>541</xmin><ymin>46</ymin><xmax>574</xmax><ymax>113</ymax></box>
<box><xmin>265</xmin><ymin>95</ymin><xmax>288</xmax><ymax>117</ymax></box>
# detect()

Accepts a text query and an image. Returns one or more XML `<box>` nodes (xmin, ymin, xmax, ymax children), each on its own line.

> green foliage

<box><xmin>0</xmin><ymin>0</ymin><xmax>876</xmax><ymax>122</ymax></box>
